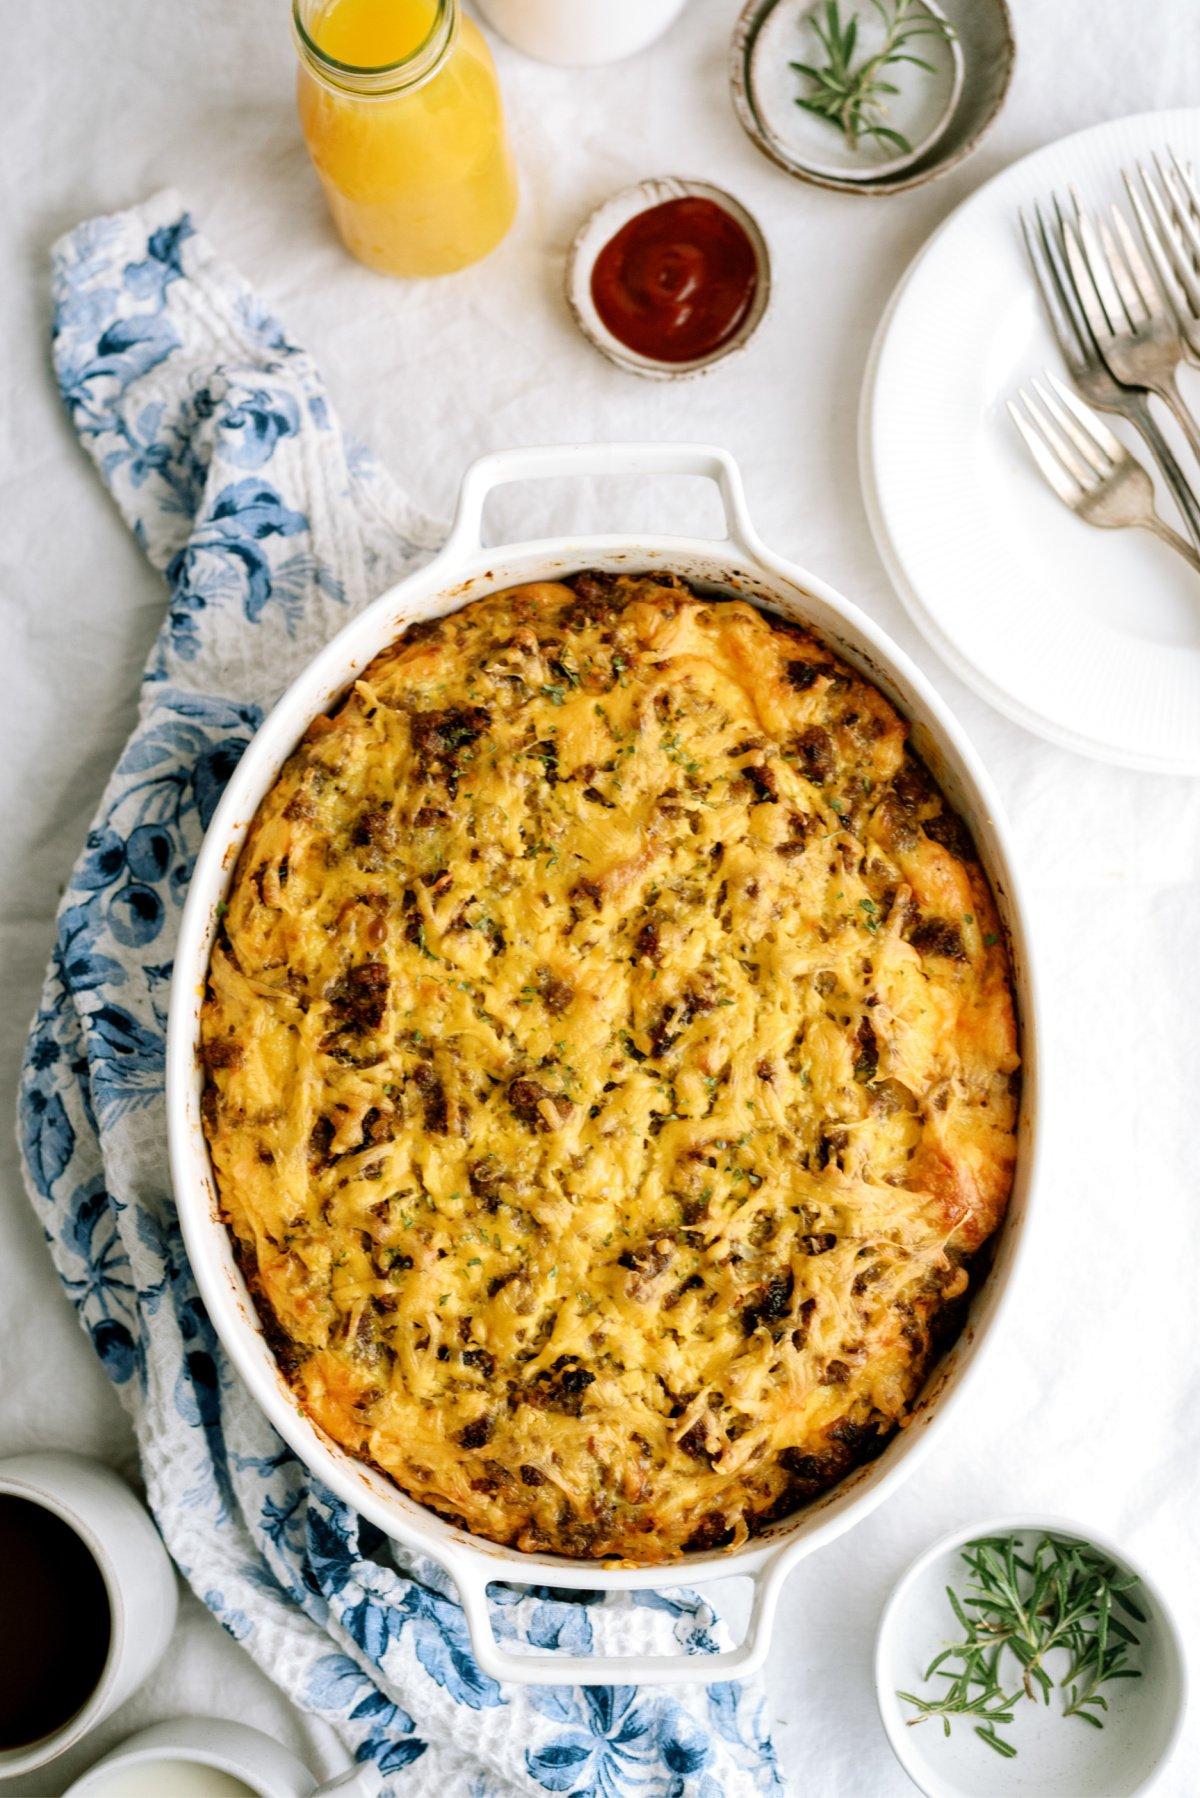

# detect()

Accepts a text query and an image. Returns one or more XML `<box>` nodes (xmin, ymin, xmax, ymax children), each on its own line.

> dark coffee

<box><xmin>0</xmin><ymin>1494</ymin><xmax>111</xmax><ymax>1748</ymax></box>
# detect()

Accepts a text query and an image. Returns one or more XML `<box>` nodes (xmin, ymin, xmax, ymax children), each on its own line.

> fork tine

<box><xmin>1032</xmin><ymin>200</ymin><xmax>1104</xmax><ymax>374</ymax></box>
<box><xmin>1044</xmin><ymin>369</ymin><xmax>1125</xmax><ymax>460</ymax></box>
<box><xmin>1144</xmin><ymin>163</ymin><xmax>1200</xmax><ymax>311</ymax></box>
<box><xmin>1166</xmin><ymin>145</ymin><xmax>1200</xmax><ymax>226</ymax></box>
<box><xmin>1060</xmin><ymin>207</ymin><xmax>1117</xmax><ymax>352</ymax></box>
<box><xmin>1160</xmin><ymin>157</ymin><xmax>1200</xmax><ymax>276</ymax></box>
<box><xmin>1021</xmin><ymin>205</ymin><xmax>1085</xmax><ymax>370</ymax></box>
<box><xmin>1028</xmin><ymin>377</ymin><xmax>1108</xmax><ymax>477</ymax></box>
<box><xmin>1068</xmin><ymin>186</ymin><xmax>1125</xmax><ymax>335</ymax></box>
<box><xmin>1017</xmin><ymin>387</ymin><xmax>1096</xmax><ymax>489</ymax></box>
<box><xmin>1007</xmin><ymin>397</ymin><xmax>1085</xmax><ymax>507</ymax></box>
<box><xmin>1098</xmin><ymin>211</ymin><xmax>1149</xmax><ymax>325</ymax></box>
<box><xmin>1108</xmin><ymin>202</ymin><xmax>1165</xmax><ymax>321</ymax></box>
<box><xmin>1124</xmin><ymin>167</ymin><xmax>1199</xmax><ymax>319</ymax></box>
<box><xmin>1142</xmin><ymin>160</ymin><xmax>1200</xmax><ymax>314</ymax></box>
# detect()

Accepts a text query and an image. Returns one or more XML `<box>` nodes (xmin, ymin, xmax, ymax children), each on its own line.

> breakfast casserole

<box><xmin>200</xmin><ymin>571</ymin><xmax>1019</xmax><ymax>1563</ymax></box>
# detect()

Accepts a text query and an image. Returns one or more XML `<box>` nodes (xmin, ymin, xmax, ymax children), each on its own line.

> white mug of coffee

<box><xmin>0</xmin><ymin>1449</ymin><xmax>178</xmax><ymax>1781</ymax></box>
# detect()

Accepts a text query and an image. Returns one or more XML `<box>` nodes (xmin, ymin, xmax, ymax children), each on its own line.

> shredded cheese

<box><xmin>200</xmin><ymin>572</ymin><xmax>1019</xmax><ymax>1563</ymax></box>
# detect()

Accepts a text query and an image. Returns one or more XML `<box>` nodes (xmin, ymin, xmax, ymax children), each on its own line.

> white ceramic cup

<box><xmin>0</xmin><ymin>1451</ymin><xmax>178</xmax><ymax>1783</ymax></box>
<box><xmin>474</xmin><ymin>0</ymin><xmax>688</xmax><ymax>66</ymax></box>
<box><xmin>62</xmin><ymin>1717</ymin><xmax>373</xmax><ymax>1798</ymax></box>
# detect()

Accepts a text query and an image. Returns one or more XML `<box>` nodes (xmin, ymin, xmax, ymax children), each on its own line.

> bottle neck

<box><xmin>292</xmin><ymin>0</ymin><xmax>458</xmax><ymax>99</ymax></box>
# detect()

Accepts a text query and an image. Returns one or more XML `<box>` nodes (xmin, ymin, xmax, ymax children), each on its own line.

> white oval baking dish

<box><xmin>167</xmin><ymin>442</ymin><xmax>1040</xmax><ymax>1687</ymax></box>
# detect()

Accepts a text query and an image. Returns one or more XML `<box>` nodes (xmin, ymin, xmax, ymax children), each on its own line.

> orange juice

<box><xmin>294</xmin><ymin>0</ymin><xmax>517</xmax><ymax>278</ymax></box>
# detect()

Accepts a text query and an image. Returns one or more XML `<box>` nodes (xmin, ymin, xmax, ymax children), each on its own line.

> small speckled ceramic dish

<box><xmin>875</xmin><ymin>1516</ymin><xmax>1188</xmax><ymax>1798</ymax></box>
<box><xmin>749</xmin><ymin>0</ymin><xmax>962</xmax><ymax>183</ymax></box>
<box><xmin>565</xmin><ymin>176</ymin><xmax>771</xmax><ymax>380</ymax></box>
<box><xmin>731</xmin><ymin>0</ymin><xmax>1014</xmax><ymax>195</ymax></box>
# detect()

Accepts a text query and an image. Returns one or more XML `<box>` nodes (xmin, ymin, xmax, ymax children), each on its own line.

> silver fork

<box><xmin>1063</xmin><ymin>182</ymin><xmax>1200</xmax><ymax>463</ymax></box>
<box><xmin>1123</xmin><ymin>149</ymin><xmax>1200</xmax><ymax>366</ymax></box>
<box><xmin>1020</xmin><ymin>199</ymin><xmax>1200</xmax><ymax>555</ymax></box>
<box><xmin>1008</xmin><ymin>372</ymin><xmax>1200</xmax><ymax>571</ymax></box>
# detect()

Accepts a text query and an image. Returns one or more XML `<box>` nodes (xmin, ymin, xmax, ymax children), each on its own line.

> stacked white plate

<box><xmin>860</xmin><ymin>108</ymin><xmax>1200</xmax><ymax>774</ymax></box>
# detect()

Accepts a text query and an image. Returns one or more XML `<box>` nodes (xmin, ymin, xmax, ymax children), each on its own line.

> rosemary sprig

<box><xmin>791</xmin><ymin>0</ymin><xmax>955</xmax><ymax>155</ymax></box>
<box><xmin>898</xmin><ymin>1533</ymin><xmax>1145</xmax><ymax>1758</ymax></box>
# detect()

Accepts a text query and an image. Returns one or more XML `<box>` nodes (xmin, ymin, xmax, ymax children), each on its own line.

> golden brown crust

<box><xmin>201</xmin><ymin>572</ymin><xmax>1019</xmax><ymax>1562</ymax></box>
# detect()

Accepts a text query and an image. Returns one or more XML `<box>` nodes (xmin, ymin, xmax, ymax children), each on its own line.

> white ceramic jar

<box><xmin>473</xmin><ymin>0</ymin><xmax>688</xmax><ymax>66</ymax></box>
<box><xmin>0</xmin><ymin>1452</ymin><xmax>178</xmax><ymax>1783</ymax></box>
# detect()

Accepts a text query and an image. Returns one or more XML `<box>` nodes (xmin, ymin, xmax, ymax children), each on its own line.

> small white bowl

<box><xmin>747</xmin><ymin>0</ymin><xmax>962</xmax><ymax>183</ymax></box>
<box><xmin>565</xmin><ymin>176</ymin><xmax>771</xmax><ymax>380</ymax></box>
<box><xmin>62</xmin><ymin>1718</ymin><xmax>367</xmax><ymax>1798</ymax></box>
<box><xmin>875</xmin><ymin>1515</ymin><xmax>1188</xmax><ymax>1798</ymax></box>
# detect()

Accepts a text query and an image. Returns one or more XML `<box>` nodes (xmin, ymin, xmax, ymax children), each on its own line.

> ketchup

<box><xmin>590</xmin><ymin>196</ymin><xmax>759</xmax><ymax>364</ymax></box>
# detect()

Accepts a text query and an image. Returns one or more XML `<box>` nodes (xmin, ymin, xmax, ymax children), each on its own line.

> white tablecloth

<box><xmin>2</xmin><ymin>1</ymin><xmax>1197</xmax><ymax>1791</ymax></box>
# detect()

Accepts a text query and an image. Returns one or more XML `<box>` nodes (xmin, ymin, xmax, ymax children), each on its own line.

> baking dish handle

<box><xmin>448</xmin><ymin>1546</ymin><xmax>792</xmax><ymax>1687</ymax></box>
<box><xmin>442</xmin><ymin>442</ymin><xmax>763</xmax><ymax>564</ymax></box>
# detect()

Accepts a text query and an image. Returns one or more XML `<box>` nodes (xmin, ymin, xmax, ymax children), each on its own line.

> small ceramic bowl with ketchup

<box><xmin>567</xmin><ymin>177</ymin><xmax>771</xmax><ymax>379</ymax></box>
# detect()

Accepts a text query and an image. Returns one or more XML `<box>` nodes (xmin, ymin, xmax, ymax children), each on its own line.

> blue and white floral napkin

<box><xmin>17</xmin><ymin>192</ymin><xmax>783</xmax><ymax>1797</ymax></box>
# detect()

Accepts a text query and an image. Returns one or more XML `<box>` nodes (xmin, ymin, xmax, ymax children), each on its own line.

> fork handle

<box><xmin>1143</xmin><ymin>515</ymin><xmax>1200</xmax><ymax>573</ymax></box>
<box><xmin>1122</xmin><ymin>392</ymin><xmax>1200</xmax><ymax>556</ymax></box>
<box><xmin>1153</xmin><ymin>373</ymin><xmax>1200</xmax><ymax>469</ymax></box>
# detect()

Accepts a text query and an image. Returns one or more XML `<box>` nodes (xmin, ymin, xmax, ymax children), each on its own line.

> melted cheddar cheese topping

<box><xmin>201</xmin><ymin>573</ymin><xmax>1019</xmax><ymax>1563</ymax></box>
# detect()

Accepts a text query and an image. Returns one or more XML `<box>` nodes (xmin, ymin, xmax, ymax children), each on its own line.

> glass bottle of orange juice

<box><xmin>293</xmin><ymin>0</ymin><xmax>518</xmax><ymax>278</ymax></box>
